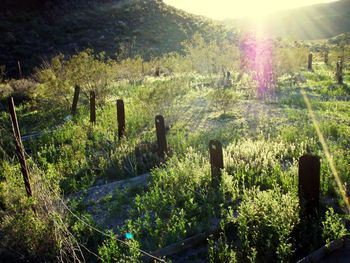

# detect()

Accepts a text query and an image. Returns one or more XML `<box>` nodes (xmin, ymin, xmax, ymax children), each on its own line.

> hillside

<box><xmin>224</xmin><ymin>0</ymin><xmax>350</xmax><ymax>40</ymax></box>
<box><xmin>0</xmin><ymin>0</ymin><xmax>231</xmax><ymax>77</ymax></box>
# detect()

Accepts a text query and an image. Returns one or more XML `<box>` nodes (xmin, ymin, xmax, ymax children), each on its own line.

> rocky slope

<box><xmin>0</xmin><ymin>0</ymin><xmax>232</xmax><ymax>77</ymax></box>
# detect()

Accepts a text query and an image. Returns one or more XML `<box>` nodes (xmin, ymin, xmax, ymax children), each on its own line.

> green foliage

<box><xmin>322</xmin><ymin>208</ymin><xmax>348</xmax><ymax>244</ymax></box>
<box><xmin>208</xmin><ymin>234</ymin><xmax>237</xmax><ymax>263</ymax></box>
<box><xmin>36</xmin><ymin>50</ymin><xmax>116</xmax><ymax>109</ymax></box>
<box><xmin>0</xmin><ymin>34</ymin><xmax>349</xmax><ymax>262</ymax></box>
<box><xmin>183</xmin><ymin>33</ymin><xmax>239</xmax><ymax>75</ymax></box>
<box><xmin>273</xmin><ymin>46</ymin><xmax>309</xmax><ymax>77</ymax></box>
<box><xmin>1</xmin><ymin>210</ymin><xmax>58</xmax><ymax>261</ymax></box>
<box><xmin>0</xmin><ymin>160</ymin><xmax>81</xmax><ymax>262</ymax></box>
<box><xmin>225</xmin><ymin>139</ymin><xmax>304</xmax><ymax>191</ymax></box>
<box><xmin>3</xmin><ymin>78</ymin><xmax>38</xmax><ymax>102</ymax></box>
<box><xmin>208</xmin><ymin>88</ymin><xmax>240</xmax><ymax>115</ymax></box>
<box><xmin>98</xmin><ymin>232</ymin><xmax>141</xmax><ymax>263</ymax></box>
<box><xmin>116</xmin><ymin>57</ymin><xmax>144</xmax><ymax>84</ymax></box>
<box><xmin>236</xmin><ymin>187</ymin><xmax>299</xmax><ymax>262</ymax></box>
<box><xmin>127</xmin><ymin>149</ymin><xmax>212</xmax><ymax>250</ymax></box>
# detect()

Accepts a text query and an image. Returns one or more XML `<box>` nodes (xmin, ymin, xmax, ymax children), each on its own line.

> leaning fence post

<box><xmin>7</xmin><ymin>97</ymin><xmax>32</xmax><ymax>198</ymax></box>
<box><xmin>117</xmin><ymin>99</ymin><xmax>125</xmax><ymax>140</ymax></box>
<box><xmin>155</xmin><ymin>115</ymin><xmax>167</xmax><ymax>160</ymax></box>
<box><xmin>298</xmin><ymin>154</ymin><xmax>320</xmax><ymax>215</ymax></box>
<box><xmin>209</xmin><ymin>140</ymin><xmax>224</xmax><ymax>188</ymax></box>
<box><xmin>71</xmin><ymin>85</ymin><xmax>80</xmax><ymax>116</ymax></box>
<box><xmin>90</xmin><ymin>91</ymin><xmax>96</xmax><ymax>123</ymax></box>
<box><xmin>308</xmin><ymin>53</ymin><xmax>313</xmax><ymax>71</ymax></box>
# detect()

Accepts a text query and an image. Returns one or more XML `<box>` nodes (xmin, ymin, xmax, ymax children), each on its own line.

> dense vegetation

<box><xmin>1</xmin><ymin>21</ymin><xmax>350</xmax><ymax>263</ymax></box>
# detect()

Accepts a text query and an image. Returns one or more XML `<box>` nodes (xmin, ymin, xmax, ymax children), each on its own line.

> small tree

<box><xmin>36</xmin><ymin>50</ymin><xmax>116</xmax><ymax>109</ymax></box>
<box><xmin>209</xmin><ymin>88</ymin><xmax>238</xmax><ymax>115</ymax></box>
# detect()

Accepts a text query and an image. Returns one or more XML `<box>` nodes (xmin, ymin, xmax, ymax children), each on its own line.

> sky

<box><xmin>163</xmin><ymin>0</ymin><xmax>338</xmax><ymax>19</ymax></box>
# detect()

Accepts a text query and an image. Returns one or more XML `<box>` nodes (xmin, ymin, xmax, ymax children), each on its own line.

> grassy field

<box><xmin>0</xmin><ymin>45</ymin><xmax>349</xmax><ymax>262</ymax></box>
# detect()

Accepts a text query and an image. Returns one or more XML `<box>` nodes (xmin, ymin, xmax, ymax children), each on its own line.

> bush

<box><xmin>6</xmin><ymin>78</ymin><xmax>38</xmax><ymax>103</ymax></box>
<box><xmin>225</xmin><ymin>139</ymin><xmax>304</xmax><ymax>191</ymax></box>
<box><xmin>98</xmin><ymin>232</ymin><xmax>141</xmax><ymax>263</ymax></box>
<box><xmin>208</xmin><ymin>234</ymin><xmax>237</xmax><ymax>263</ymax></box>
<box><xmin>36</xmin><ymin>50</ymin><xmax>116</xmax><ymax>109</ymax></box>
<box><xmin>236</xmin><ymin>187</ymin><xmax>299</xmax><ymax>262</ymax></box>
<box><xmin>0</xmin><ymin>83</ymin><xmax>12</xmax><ymax>100</ymax></box>
<box><xmin>0</xmin><ymin>161</ymin><xmax>82</xmax><ymax>262</ymax></box>
<box><xmin>209</xmin><ymin>88</ymin><xmax>239</xmax><ymax>115</ymax></box>
<box><xmin>183</xmin><ymin>33</ymin><xmax>239</xmax><ymax>75</ymax></box>
<box><xmin>116</xmin><ymin>57</ymin><xmax>145</xmax><ymax>84</ymax></box>
<box><xmin>322</xmin><ymin>207</ymin><xmax>348</xmax><ymax>244</ymax></box>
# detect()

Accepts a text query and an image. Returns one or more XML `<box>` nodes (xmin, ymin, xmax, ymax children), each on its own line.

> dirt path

<box><xmin>69</xmin><ymin>173</ymin><xmax>150</xmax><ymax>229</ymax></box>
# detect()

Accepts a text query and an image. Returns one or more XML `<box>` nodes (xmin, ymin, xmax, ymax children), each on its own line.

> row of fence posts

<box><xmin>308</xmin><ymin>52</ymin><xmax>344</xmax><ymax>84</ymax></box>
<box><xmin>7</xmin><ymin>85</ymin><xmax>322</xmax><ymax>216</ymax></box>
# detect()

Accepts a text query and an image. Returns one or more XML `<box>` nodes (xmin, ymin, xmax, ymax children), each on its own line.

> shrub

<box><xmin>116</xmin><ymin>57</ymin><xmax>145</xmax><ymax>84</ymax></box>
<box><xmin>7</xmin><ymin>78</ymin><xmax>38</xmax><ymax>103</ymax></box>
<box><xmin>183</xmin><ymin>33</ymin><xmax>239</xmax><ymax>75</ymax></box>
<box><xmin>0</xmin><ymin>161</ymin><xmax>82</xmax><ymax>262</ymax></box>
<box><xmin>36</xmin><ymin>54</ymin><xmax>71</xmax><ymax>108</ymax></box>
<box><xmin>36</xmin><ymin>50</ymin><xmax>116</xmax><ymax>109</ymax></box>
<box><xmin>225</xmin><ymin>139</ymin><xmax>304</xmax><ymax>191</ymax></box>
<box><xmin>64</xmin><ymin>50</ymin><xmax>116</xmax><ymax>106</ymax></box>
<box><xmin>322</xmin><ymin>207</ymin><xmax>348</xmax><ymax>244</ymax></box>
<box><xmin>98</xmin><ymin>232</ymin><xmax>141</xmax><ymax>263</ymax></box>
<box><xmin>208</xmin><ymin>234</ymin><xmax>237</xmax><ymax>263</ymax></box>
<box><xmin>236</xmin><ymin>187</ymin><xmax>299</xmax><ymax>262</ymax></box>
<box><xmin>0</xmin><ymin>83</ymin><xmax>12</xmax><ymax>100</ymax></box>
<box><xmin>208</xmin><ymin>88</ymin><xmax>239</xmax><ymax>115</ymax></box>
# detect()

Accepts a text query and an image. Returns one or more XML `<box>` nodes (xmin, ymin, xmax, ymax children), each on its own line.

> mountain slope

<box><xmin>224</xmin><ymin>0</ymin><xmax>350</xmax><ymax>40</ymax></box>
<box><xmin>0</xmin><ymin>0</ymin><xmax>230</xmax><ymax>77</ymax></box>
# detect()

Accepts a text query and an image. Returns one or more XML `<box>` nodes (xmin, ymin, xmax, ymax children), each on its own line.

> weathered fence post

<box><xmin>7</xmin><ymin>97</ymin><xmax>32</xmax><ymax>197</ymax></box>
<box><xmin>116</xmin><ymin>99</ymin><xmax>125</xmax><ymax>140</ymax></box>
<box><xmin>336</xmin><ymin>59</ymin><xmax>343</xmax><ymax>84</ymax></box>
<box><xmin>308</xmin><ymin>53</ymin><xmax>313</xmax><ymax>71</ymax></box>
<box><xmin>298</xmin><ymin>154</ymin><xmax>320</xmax><ymax>215</ymax></box>
<box><xmin>17</xmin><ymin>61</ymin><xmax>22</xmax><ymax>79</ymax></box>
<box><xmin>71</xmin><ymin>85</ymin><xmax>80</xmax><ymax>116</ymax></box>
<box><xmin>324</xmin><ymin>50</ymin><xmax>329</xmax><ymax>65</ymax></box>
<box><xmin>209</xmin><ymin>140</ymin><xmax>224</xmax><ymax>188</ymax></box>
<box><xmin>155</xmin><ymin>115</ymin><xmax>167</xmax><ymax>160</ymax></box>
<box><xmin>90</xmin><ymin>91</ymin><xmax>96</xmax><ymax>123</ymax></box>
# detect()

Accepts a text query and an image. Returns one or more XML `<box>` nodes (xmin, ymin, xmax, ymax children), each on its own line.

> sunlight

<box><xmin>164</xmin><ymin>0</ymin><xmax>338</xmax><ymax>19</ymax></box>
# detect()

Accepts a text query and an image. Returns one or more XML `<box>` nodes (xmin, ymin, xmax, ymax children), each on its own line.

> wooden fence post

<box><xmin>7</xmin><ymin>97</ymin><xmax>32</xmax><ymax>197</ymax></box>
<box><xmin>308</xmin><ymin>53</ymin><xmax>313</xmax><ymax>71</ymax></box>
<box><xmin>336</xmin><ymin>60</ymin><xmax>343</xmax><ymax>84</ymax></box>
<box><xmin>155</xmin><ymin>115</ymin><xmax>167</xmax><ymax>160</ymax></box>
<box><xmin>90</xmin><ymin>91</ymin><xmax>96</xmax><ymax>123</ymax></box>
<box><xmin>298</xmin><ymin>154</ymin><xmax>320</xmax><ymax>215</ymax></box>
<box><xmin>117</xmin><ymin>99</ymin><xmax>125</xmax><ymax>140</ymax></box>
<box><xmin>17</xmin><ymin>61</ymin><xmax>22</xmax><ymax>79</ymax></box>
<box><xmin>324</xmin><ymin>50</ymin><xmax>329</xmax><ymax>65</ymax></box>
<box><xmin>209</xmin><ymin>140</ymin><xmax>224</xmax><ymax>188</ymax></box>
<box><xmin>71</xmin><ymin>85</ymin><xmax>80</xmax><ymax>116</ymax></box>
